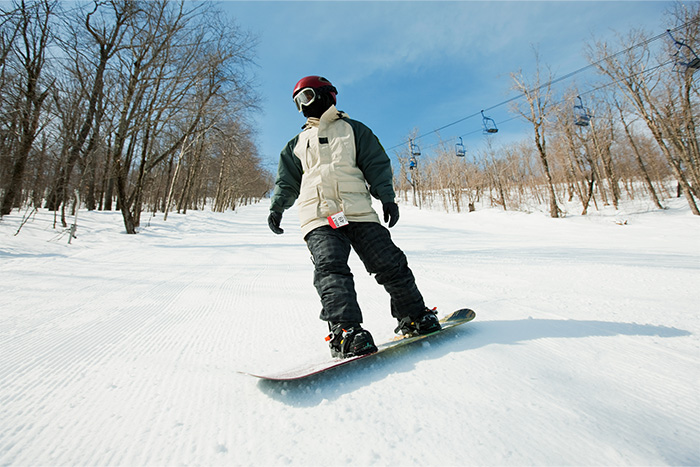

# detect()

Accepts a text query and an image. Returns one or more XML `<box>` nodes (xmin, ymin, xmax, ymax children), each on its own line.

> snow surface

<box><xmin>1</xmin><ymin>198</ymin><xmax>699</xmax><ymax>466</ymax></box>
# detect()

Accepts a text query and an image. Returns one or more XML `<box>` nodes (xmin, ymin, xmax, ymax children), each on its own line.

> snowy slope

<box><xmin>1</xmin><ymin>199</ymin><xmax>698</xmax><ymax>466</ymax></box>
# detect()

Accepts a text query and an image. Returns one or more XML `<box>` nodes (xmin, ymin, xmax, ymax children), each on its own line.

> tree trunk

<box><xmin>534</xmin><ymin>125</ymin><xmax>559</xmax><ymax>218</ymax></box>
<box><xmin>618</xmin><ymin>108</ymin><xmax>664</xmax><ymax>210</ymax></box>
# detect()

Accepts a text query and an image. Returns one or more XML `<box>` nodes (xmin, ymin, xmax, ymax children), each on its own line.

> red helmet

<box><xmin>292</xmin><ymin>76</ymin><xmax>337</xmax><ymax>106</ymax></box>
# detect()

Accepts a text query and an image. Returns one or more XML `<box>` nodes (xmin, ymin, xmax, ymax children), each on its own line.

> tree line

<box><xmin>396</xmin><ymin>3</ymin><xmax>699</xmax><ymax>217</ymax></box>
<box><xmin>0</xmin><ymin>0</ymin><xmax>272</xmax><ymax>234</ymax></box>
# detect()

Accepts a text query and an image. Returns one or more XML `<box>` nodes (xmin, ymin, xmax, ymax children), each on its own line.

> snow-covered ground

<box><xmin>1</xmin><ymin>197</ymin><xmax>698</xmax><ymax>466</ymax></box>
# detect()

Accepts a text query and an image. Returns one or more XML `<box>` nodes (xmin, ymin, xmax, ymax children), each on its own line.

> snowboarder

<box><xmin>268</xmin><ymin>75</ymin><xmax>440</xmax><ymax>358</ymax></box>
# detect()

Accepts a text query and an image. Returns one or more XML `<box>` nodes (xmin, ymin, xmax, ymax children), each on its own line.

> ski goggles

<box><xmin>293</xmin><ymin>87</ymin><xmax>316</xmax><ymax>112</ymax></box>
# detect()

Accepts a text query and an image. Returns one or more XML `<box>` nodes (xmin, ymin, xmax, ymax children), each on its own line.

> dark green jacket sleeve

<box><xmin>345</xmin><ymin>118</ymin><xmax>396</xmax><ymax>204</ymax></box>
<box><xmin>270</xmin><ymin>135</ymin><xmax>303</xmax><ymax>213</ymax></box>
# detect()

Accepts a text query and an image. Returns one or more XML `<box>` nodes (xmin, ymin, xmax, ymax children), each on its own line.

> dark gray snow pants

<box><xmin>304</xmin><ymin>222</ymin><xmax>426</xmax><ymax>324</ymax></box>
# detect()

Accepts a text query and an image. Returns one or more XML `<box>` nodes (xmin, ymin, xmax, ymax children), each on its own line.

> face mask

<box><xmin>301</xmin><ymin>92</ymin><xmax>332</xmax><ymax>119</ymax></box>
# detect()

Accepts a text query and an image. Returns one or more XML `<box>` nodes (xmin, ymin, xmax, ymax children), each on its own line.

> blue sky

<box><xmin>218</xmin><ymin>1</ymin><xmax>673</xmax><ymax>170</ymax></box>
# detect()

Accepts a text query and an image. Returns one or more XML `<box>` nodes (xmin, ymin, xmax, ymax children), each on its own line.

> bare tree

<box><xmin>588</xmin><ymin>11</ymin><xmax>700</xmax><ymax>215</ymax></box>
<box><xmin>102</xmin><ymin>0</ymin><xmax>258</xmax><ymax>233</ymax></box>
<box><xmin>44</xmin><ymin>0</ymin><xmax>137</xmax><ymax>213</ymax></box>
<box><xmin>554</xmin><ymin>95</ymin><xmax>597</xmax><ymax>215</ymax></box>
<box><xmin>613</xmin><ymin>96</ymin><xmax>664</xmax><ymax>209</ymax></box>
<box><xmin>1</xmin><ymin>0</ymin><xmax>268</xmax><ymax>236</ymax></box>
<box><xmin>511</xmin><ymin>52</ymin><xmax>561</xmax><ymax>218</ymax></box>
<box><xmin>1</xmin><ymin>0</ymin><xmax>55</xmax><ymax>216</ymax></box>
<box><xmin>587</xmin><ymin>97</ymin><xmax>620</xmax><ymax>209</ymax></box>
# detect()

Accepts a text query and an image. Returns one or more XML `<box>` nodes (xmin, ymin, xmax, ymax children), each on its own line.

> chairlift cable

<box><xmin>387</xmin><ymin>19</ymin><xmax>698</xmax><ymax>152</ymax></box>
<box><xmin>411</xmin><ymin>59</ymin><xmax>672</xmax><ymax>155</ymax></box>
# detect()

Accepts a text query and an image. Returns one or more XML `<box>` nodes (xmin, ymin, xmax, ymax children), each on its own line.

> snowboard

<box><xmin>240</xmin><ymin>308</ymin><xmax>476</xmax><ymax>381</ymax></box>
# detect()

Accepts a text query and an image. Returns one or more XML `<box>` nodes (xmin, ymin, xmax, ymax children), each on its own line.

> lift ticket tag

<box><xmin>328</xmin><ymin>211</ymin><xmax>349</xmax><ymax>229</ymax></box>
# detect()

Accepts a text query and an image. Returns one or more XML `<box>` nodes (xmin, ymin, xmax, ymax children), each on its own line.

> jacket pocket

<box><xmin>298</xmin><ymin>185</ymin><xmax>321</xmax><ymax>226</ymax></box>
<box><xmin>338</xmin><ymin>180</ymin><xmax>372</xmax><ymax>216</ymax></box>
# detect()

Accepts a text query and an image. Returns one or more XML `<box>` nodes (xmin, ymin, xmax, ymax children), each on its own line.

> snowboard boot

<box><xmin>326</xmin><ymin>323</ymin><xmax>378</xmax><ymax>359</ymax></box>
<box><xmin>394</xmin><ymin>307</ymin><xmax>442</xmax><ymax>336</ymax></box>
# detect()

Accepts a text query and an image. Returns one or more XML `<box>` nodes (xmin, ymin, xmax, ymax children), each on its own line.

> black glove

<box><xmin>382</xmin><ymin>202</ymin><xmax>399</xmax><ymax>228</ymax></box>
<box><xmin>268</xmin><ymin>211</ymin><xmax>284</xmax><ymax>234</ymax></box>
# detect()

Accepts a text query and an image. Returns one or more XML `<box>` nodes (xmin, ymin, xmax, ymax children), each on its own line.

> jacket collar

<box><xmin>302</xmin><ymin>105</ymin><xmax>347</xmax><ymax>130</ymax></box>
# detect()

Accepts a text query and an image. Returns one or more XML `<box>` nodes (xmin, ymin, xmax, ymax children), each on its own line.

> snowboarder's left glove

<box><xmin>268</xmin><ymin>211</ymin><xmax>284</xmax><ymax>234</ymax></box>
<box><xmin>382</xmin><ymin>202</ymin><xmax>399</xmax><ymax>228</ymax></box>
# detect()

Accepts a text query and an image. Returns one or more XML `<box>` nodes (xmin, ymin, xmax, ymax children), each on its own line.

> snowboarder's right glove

<box><xmin>268</xmin><ymin>210</ymin><xmax>284</xmax><ymax>235</ymax></box>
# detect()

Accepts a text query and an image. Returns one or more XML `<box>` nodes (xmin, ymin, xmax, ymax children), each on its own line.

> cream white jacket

<box><xmin>271</xmin><ymin>105</ymin><xmax>395</xmax><ymax>237</ymax></box>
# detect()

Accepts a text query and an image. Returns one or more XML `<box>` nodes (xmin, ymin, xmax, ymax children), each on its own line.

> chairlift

<box><xmin>573</xmin><ymin>96</ymin><xmax>592</xmax><ymax>127</ymax></box>
<box><xmin>666</xmin><ymin>29</ymin><xmax>700</xmax><ymax>72</ymax></box>
<box><xmin>409</xmin><ymin>138</ymin><xmax>421</xmax><ymax>157</ymax></box>
<box><xmin>481</xmin><ymin>110</ymin><xmax>498</xmax><ymax>134</ymax></box>
<box><xmin>455</xmin><ymin>137</ymin><xmax>466</xmax><ymax>157</ymax></box>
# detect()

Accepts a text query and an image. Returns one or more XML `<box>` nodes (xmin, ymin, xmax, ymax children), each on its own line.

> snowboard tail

<box><xmin>240</xmin><ymin>308</ymin><xmax>476</xmax><ymax>381</ymax></box>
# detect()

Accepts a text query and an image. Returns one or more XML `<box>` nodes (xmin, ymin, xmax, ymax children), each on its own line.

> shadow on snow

<box><xmin>255</xmin><ymin>318</ymin><xmax>691</xmax><ymax>407</ymax></box>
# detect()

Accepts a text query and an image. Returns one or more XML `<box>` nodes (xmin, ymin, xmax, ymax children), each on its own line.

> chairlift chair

<box><xmin>455</xmin><ymin>137</ymin><xmax>466</xmax><ymax>157</ymax></box>
<box><xmin>573</xmin><ymin>96</ymin><xmax>592</xmax><ymax>127</ymax></box>
<box><xmin>666</xmin><ymin>29</ymin><xmax>700</xmax><ymax>72</ymax></box>
<box><xmin>481</xmin><ymin>110</ymin><xmax>498</xmax><ymax>134</ymax></box>
<box><xmin>409</xmin><ymin>138</ymin><xmax>421</xmax><ymax>157</ymax></box>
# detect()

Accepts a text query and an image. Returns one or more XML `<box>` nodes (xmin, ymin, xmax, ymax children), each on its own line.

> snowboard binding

<box><xmin>326</xmin><ymin>323</ymin><xmax>378</xmax><ymax>359</ymax></box>
<box><xmin>394</xmin><ymin>307</ymin><xmax>442</xmax><ymax>336</ymax></box>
